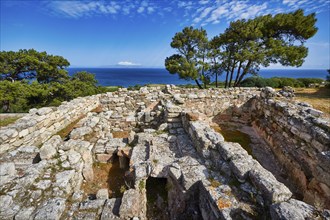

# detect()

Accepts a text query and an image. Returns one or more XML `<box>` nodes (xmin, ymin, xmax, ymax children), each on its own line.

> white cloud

<box><xmin>137</xmin><ymin>6</ymin><xmax>144</xmax><ymax>13</ymax></box>
<box><xmin>43</xmin><ymin>0</ymin><xmax>329</xmax><ymax>25</ymax></box>
<box><xmin>239</xmin><ymin>2</ymin><xmax>268</xmax><ymax>19</ymax></box>
<box><xmin>117</xmin><ymin>61</ymin><xmax>141</xmax><ymax>66</ymax></box>
<box><xmin>193</xmin><ymin>7</ymin><xmax>213</xmax><ymax>24</ymax></box>
<box><xmin>199</xmin><ymin>0</ymin><xmax>209</xmax><ymax>5</ymax></box>
<box><xmin>178</xmin><ymin>1</ymin><xmax>193</xmax><ymax>8</ymax></box>
<box><xmin>206</xmin><ymin>5</ymin><xmax>229</xmax><ymax>23</ymax></box>
<box><xmin>147</xmin><ymin>7</ymin><xmax>155</xmax><ymax>14</ymax></box>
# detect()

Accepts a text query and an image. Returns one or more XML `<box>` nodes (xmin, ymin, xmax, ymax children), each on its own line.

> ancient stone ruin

<box><xmin>0</xmin><ymin>85</ymin><xmax>329</xmax><ymax>219</ymax></box>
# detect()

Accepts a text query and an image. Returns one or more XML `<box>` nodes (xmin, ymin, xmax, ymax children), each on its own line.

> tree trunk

<box><xmin>228</xmin><ymin>60</ymin><xmax>236</xmax><ymax>88</ymax></box>
<box><xmin>224</xmin><ymin>70</ymin><xmax>229</xmax><ymax>88</ymax></box>
<box><xmin>236</xmin><ymin>60</ymin><xmax>252</xmax><ymax>86</ymax></box>
<box><xmin>215</xmin><ymin>72</ymin><xmax>218</xmax><ymax>88</ymax></box>
<box><xmin>234</xmin><ymin>61</ymin><xmax>242</xmax><ymax>87</ymax></box>
<box><xmin>195</xmin><ymin>79</ymin><xmax>203</xmax><ymax>89</ymax></box>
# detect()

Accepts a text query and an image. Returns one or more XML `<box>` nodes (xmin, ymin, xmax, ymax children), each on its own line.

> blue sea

<box><xmin>67</xmin><ymin>68</ymin><xmax>328</xmax><ymax>87</ymax></box>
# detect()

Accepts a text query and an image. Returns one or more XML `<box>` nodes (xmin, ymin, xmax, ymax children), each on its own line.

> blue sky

<box><xmin>1</xmin><ymin>0</ymin><xmax>329</xmax><ymax>69</ymax></box>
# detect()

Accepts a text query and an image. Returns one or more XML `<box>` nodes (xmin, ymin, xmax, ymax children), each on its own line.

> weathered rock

<box><xmin>0</xmin><ymin>195</ymin><xmax>20</xmax><ymax>219</ymax></box>
<box><xmin>54</xmin><ymin>170</ymin><xmax>75</xmax><ymax>194</ymax></box>
<box><xmin>261</xmin><ymin>87</ymin><xmax>276</xmax><ymax>98</ymax></box>
<box><xmin>36</xmin><ymin>107</ymin><xmax>53</xmax><ymax>116</ymax></box>
<box><xmin>119</xmin><ymin>189</ymin><xmax>146</xmax><ymax>219</ymax></box>
<box><xmin>79</xmin><ymin>199</ymin><xmax>105</xmax><ymax>210</ymax></box>
<box><xmin>97</xmin><ymin>189</ymin><xmax>109</xmax><ymax>200</ymax></box>
<box><xmin>14</xmin><ymin>207</ymin><xmax>35</xmax><ymax>220</ymax></box>
<box><xmin>67</xmin><ymin>149</ymin><xmax>81</xmax><ymax>165</ymax></box>
<box><xmin>0</xmin><ymin>162</ymin><xmax>16</xmax><ymax>185</ymax></box>
<box><xmin>249</xmin><ymin>164</ymin><xmax>292</xmax><ymax>204</ymax></box>
<box><xmin>40</xmin><ymin>135</ymin><xmax>62</xmax><ymax>160</ymax></box>
<box><xmin>166</xmin><ymin>102</ymin><xmax>182</xmax><ymax>113</ymax></box>
<box><xmin>270</xmin><ymin>199</ymin><xmax>322</xmax><ymax>220</ymax></box>
<box><xmin>34</xmin><ymin>198</ymin><xmax>66</xmax><ymax>220</ymax></box>
<box><xmin>173</xmin><ymin>94</ymin><xmax>184</xmax><ymax>104</ymax></box>
<box><xmin>100</xmin><ymin>198</ymin><xmax>121</xmax><ymax>220</ymax></box>
<box><xmin>70</xmin><ymin>126</ymin><xmax>93</xmax><ymax>139</ymax></box>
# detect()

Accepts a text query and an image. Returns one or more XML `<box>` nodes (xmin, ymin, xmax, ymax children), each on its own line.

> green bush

<box><xmin>240</xmin><ymin>77</ymin><xmax>269</xmax><ymax>88</ymax></box>
<box><xmin>240</xmin><ymin>76</ymin><xmax>318</xmax><ymax>88</ymax></box>
<box><xmin>296</xmin><ymin>78</ymin><xmax>324</xmax><ymax>87</ymax></box>
<box><xmin>0</xmin><ymin>71</ymin><xmax>111</xmax><ymax>113</ymax></box>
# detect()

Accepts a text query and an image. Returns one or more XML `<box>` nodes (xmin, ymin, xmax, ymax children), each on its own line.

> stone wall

<box><xmin>251</xmin><ymin>88</ymin><xmax>330</xmax><ymax>208</ymax></box>
<box><xmin>0</xmin><ymin>95</ymin><xmax>101</xmax><ymax>154</ymax></box>
<box><xmin>99</xmin><ymin>87</ymin><xmax>166</xmax><ymax>132</ymax></box>
<box><xmin>181</xmin><ymin>116</ymin><xmax>292</xmax><ymax>214</ymax></box>
<box><xmin>167</xmin><ymin>85</ymin><xmax>260</xmax><ymax>119</ymax></box>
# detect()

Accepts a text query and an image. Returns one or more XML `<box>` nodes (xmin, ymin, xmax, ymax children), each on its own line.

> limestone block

<box><xmin>40</xmin><ymin>135</ymin><xmax>63</xmax><ymax>160</ymax></box>
<box><xmin>0</xmin><ymin>162</ymin><xmax>16</xmax><ymax>186</ymax></box>
<box><xmin>18</xmin><ymin>128</ymin><xmax>29</xmax><ymax>138</ymax></box>
<box><xmin>270</xmin><ymin>199</ymin><xmax>323</xmax><ymax>220</ymax></box>
<box><xmin>0</xmin><ymin>162</ymin><xmax>16</xmax><ymax>176</ymax></box>
<box><xmin>126</xmin><ymin>114</ymin><xmax>136</xmax><ymax>122</ymax></box>
<box><xmin>36</xmin><ymin>107</ymin><xmax>53</xmax><ymax>116</ymax></box>
<box><xmin>100</xmin><ymin>198</ymin><xmax>121</xmax><ymax>220</ymax></box>
<box><xmin>187</xmin><ymin>94</ymin><xmax>198</xmax><ymax>99</ymax></box>
<box><xmin>70</xmin><ymin>126</ymin><xmax>93</xmax><ymax>139</ymax></box>
<box><xmin>0</xmin><ymin>195</ymin><xmax>20</xmax><ymax>219</ymax></box>
<box><xmin>229</xmin><ymin>155</ymin><xmax>255</xmax><ymax>182</ymax></box>
<box><xmin>307</xmin><ymin>108</ymin><xmax>323</xmax><ymax>117</ymax></box>
<box><xmin>14</xmin><ymin>207</ymin><xmax>35</xmax><ymax>220</ymax></box>
<box><xmin>7</xmin><ymin>146</ymin><xmax>39</xmax><ymax>168</ymax></box>
<box><xmin>0</xmin><ymin>129</ymin><xmax>18</xmax><ymax>142</ymax></box>
<box><xmin>217</xmin><ymin>141</ymin><xmax>248</xmax><ymax>161</ymax></box>
<box><xmin>79</xmin><ymin>199</ymin><xmax>106</xmax><ymax>210</ymax></box>
<box><xmin>34</xmin><ymin>180</ymin><xmax>52</xmax><ymax>190</ymax></box>
<box><xmin>205</xmin><ymin>130</ymin><xmax>224</xmax><ymax>144</ymax></box>
<box><xmin>34</xmin><ymin>198</ymin><xmax>66</xmax><ymax>220</ymax></box>
<box><xmin>249</xmin><ymin>163</ymin><xmax>292</xmax><ymax>204</ymax></box>
<box><xmin>173</xmin><ymin>94</ymin><xmax>184</xmax><ymax>104</ymax></box>
<box><xmin>96</xmin><ymin>189</ymin><xmax>109</xmax><ymax>200</ymax></box>
<box><xmin>82</xmin><ymin>153</ymin><xmax>94</xmax><ymax>182</ymax></box>
<box><xmin>119</xmin><ymin>189</ymin><xmax>146</xmax><ymax>219</ymax></box>
<box><xmin>145</xmin><ymin>111</ymin><xmax>151</xmax><ymax>123</ymax></box>
<box><xmin>67</xmin><ymin>149</ymin><xmax>82</xmax><ymax>165</ymax></box>
<box><xmin>166</xmin><ymin>102</ymin><xmax>182</xmax><ymax>113</ymax></box>
<box><xmin>54</xmin><ymin>170</ymin><xmax>75</xmax><ymax>194</ymax></box>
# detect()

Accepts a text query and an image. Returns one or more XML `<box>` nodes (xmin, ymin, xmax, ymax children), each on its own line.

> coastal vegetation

<box><xmin>0</xmin><ymin>50</ymin><xmax>111</xmax><ymax>113</ymax></box>
<box><xmin>165</xmin><ymin>9</ymin><xmax>318</xmax><ymax>89</ymax></box>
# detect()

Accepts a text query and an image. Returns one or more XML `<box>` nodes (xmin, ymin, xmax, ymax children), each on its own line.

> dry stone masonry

<box><xmin>0</xmin><ymin>85</ymin><xmax>329</xmax><ymax>220</ymax></box>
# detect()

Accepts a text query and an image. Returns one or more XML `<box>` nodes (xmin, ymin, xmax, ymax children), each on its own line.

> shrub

<box><xmin>296</xmin><ymin>78</ymin><xmax>324</xmax><ymax>87</ymax></box>
<box><xmin>0</xmin><ymin>72</ymin><xmax>109</xmax><ymax>113</ymax></box>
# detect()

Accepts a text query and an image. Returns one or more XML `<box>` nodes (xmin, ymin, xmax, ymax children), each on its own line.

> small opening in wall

<box><xmin>32</xmin><ymin>153</ymin><xmax>41</xmax><ymax>164</ymax></box>
<box><xmin>146</xmin><ymin>177</ymin><xmax>170</xmax><ymax>219</ymax></box>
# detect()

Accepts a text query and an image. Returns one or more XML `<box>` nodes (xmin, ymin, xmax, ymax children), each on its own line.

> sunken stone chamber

<box><xmin>0</xmin><ymin>85</ymin><xmax>329</xmax><ymax>220</ymax></box>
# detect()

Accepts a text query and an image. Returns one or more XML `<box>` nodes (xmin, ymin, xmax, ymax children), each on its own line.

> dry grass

<box><xmin>56</xmin><ymin>114</ymin><xmax>85</xmax><ymax>138</ymax></box>
<box><xmin>91</xmin><ymin>105</ymin><xmax>103</xmax><ymax>113</ymax></box>
<box><xmin>112</xmin><ymin>131</ymin><xmax>129</xmax><ymax>138</ymax></box>
<box><xmin>81</xmin><ymin>162</ymin><xmax>112</xmax><ymax>199</ymax></box>
<box><xmin>0</xmin><ymin>116</ymin><xmax>21</xmax><ymax>127</ymax></box>
<box><xmin>294</xmin><ymin>87</ymin><xmax>330</xmax><ymax>118</ymax></box>
<box><xmin>208</xmin><ymin>178</ymin><xmax>221</xmax><ymax>188</ymax></box>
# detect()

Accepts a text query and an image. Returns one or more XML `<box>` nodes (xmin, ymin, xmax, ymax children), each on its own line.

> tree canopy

<box><xmin>165</xmin><ymin>9</ymin><xmax>317</xmax><ymax>88</ymax></box>
<box><xmin>0</xmin><ymin>49</ymin><xmax>70</xmax><ymax>83</ymax></box>
<box><xmin>165</xmin><ymin>26</ymin><xmax>209</xmax><ymax>89</ymax></box>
